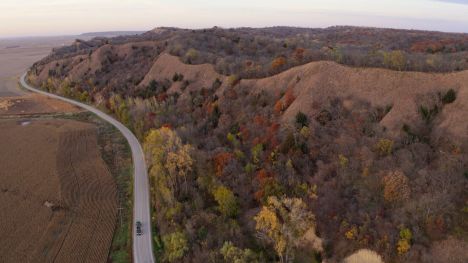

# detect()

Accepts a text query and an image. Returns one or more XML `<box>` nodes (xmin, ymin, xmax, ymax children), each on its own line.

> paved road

<box><xmin>20</xmin><ymin>73</ymin><xmax>155</xmax><ymax>263</ymax></box>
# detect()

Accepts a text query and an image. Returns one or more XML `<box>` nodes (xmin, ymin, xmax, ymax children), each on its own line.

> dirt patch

<box><xmin>0</xmin><ymin>119</ymin><xmax>117</xmax><ymax>263</ymax></box>
<box><xmin>0</xmin><ymin>93</ymin><xmax>82</xmax><ymax>115</ymax></box>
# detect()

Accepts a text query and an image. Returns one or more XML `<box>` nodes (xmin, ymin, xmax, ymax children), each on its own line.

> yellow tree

<box><xmin>166</xmin><ymin>144</ymin><xmax>193</xmax><ymax>194</ymax></box>
<box><xmin>254</xmin><ymin>196</ymin><xmax>322</xmax><ymax>262</ymax></box>
<box><xmin>383</xmin><ymin>50</ymin><xmax>406</xmax><ymax>71</ymax></box>
<box><xmin>144</xmin><ymin>127</ymin><xmax>193</xmax><ymax>205</ymax></box>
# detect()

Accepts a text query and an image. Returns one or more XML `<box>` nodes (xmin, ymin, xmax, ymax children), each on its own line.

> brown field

<box><xmin>0</xmin><ymin>119</ymin><xmax>117</xmax><ymax>262</ymax></box>
<box><xmin>0</xmin><ymin>36</ymin><xmax>119</xmax><ymax>263</ymax></box>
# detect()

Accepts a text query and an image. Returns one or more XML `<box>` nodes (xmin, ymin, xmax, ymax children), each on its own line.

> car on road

<box><xmin>136</xmin><ymin>221</ymin><xmax>142</xmax><ymax>236</ymax></box>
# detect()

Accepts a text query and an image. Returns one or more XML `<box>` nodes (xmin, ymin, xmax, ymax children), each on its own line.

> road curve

<box><xmin>20</xmin><ymin>73</ymin><xmax>155</xmax><ymax>263</ymax></box>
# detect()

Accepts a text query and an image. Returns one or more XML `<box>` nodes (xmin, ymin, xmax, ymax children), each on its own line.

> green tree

<box><xmin>251</xmin><ymin>144</ymin><xmax>263</xmax><ymax>164</ymax></box>
<box><xmin>220</xmin><ymin>241</ymin><xmax>259</xmax><ymax>263</ymax></box>
<box><xmin>213</xmin><ymin>185</ymin><xmax>238</xmax><ymax>217</ymax></box>
<box><xmin>162</xmin><ymin>231</ymin><xmax>188</xmax><ymax>262</ymax></box>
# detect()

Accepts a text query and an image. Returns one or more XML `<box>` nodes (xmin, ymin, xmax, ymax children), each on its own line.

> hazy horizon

<box><xmin>1</xmin><ymin>0</ymin><xmax>468</xmax><ymax>38</ymax></box>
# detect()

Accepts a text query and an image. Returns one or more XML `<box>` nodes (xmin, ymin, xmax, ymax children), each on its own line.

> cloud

<box><xmin>434</xmin><ymin>0</ymin><xmax>468</xmax><ymax>5</ymax></box>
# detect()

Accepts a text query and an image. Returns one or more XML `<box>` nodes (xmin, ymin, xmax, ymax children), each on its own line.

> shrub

<box><xmin>419</xmin><ymin>105</ymin><xmax>439</xmax><ymax>124</ymax></box>
<box><xmin>212</xmin><ymin>78</ymin><xmax>222</xmax><ymax>90</ymax></box>
<box><xmin>172</xmin><ymin>73</ymin><xmax>184</xmax><ymax>82</ymax></box>
<box><xmin>181</xmin><ymin>80</ymin><xmax>190</xmax><ymax>90</ymax></box>
<box><xmin>295</xmin><ymin>111</ymin><xmax>308</xmax><ymax>127</ymax></box>
<box><xmin>345</xmin><ymin>226</ymin><xmax>358</xmax><ymax>240</ymax></box>
<box><xmin>315</xmin><ymin>110</ymin><xmax>332</xmax><ymax>126</ymax></box>
<box><xmin>397</xmin><ymin>238</ymin><xmax>411</xmax><ymax>255</ymax></box>
<box><xmin>271</xmin><ymin>56</ymin><xmax>287</xmax><ymax>71</ymax></box>
<box><xmin>376</xmin><ymin>138</ymin><xmax>394</xmax><ymax>156</ymax></box>
<box><xmin>300</xmin><ymin>126</ymin><xmax>310</xmax><ymax>138</ymax></box>
<box><xmin>442</xmin><ymin>89</ymin><xmax>456</xmax><ymax>104</ymax></box>
<box><xmin>227</xmin><ymin>75</ymin><xmax>240</xmax><ymax>87</ymax></box>
<box><xmin>274</xmin><ymin>100</ymin><xmax>284</xmax><ymax>114</ymax></box>
<box><xmin>339</xmin><ymin>154</ymin><xmax>349</xmax><ymax>168</ymax></box>
<box><xmin>284</xmin><ymin>89</ymin><xmax>296</xmax><ymax>108</ymax></box>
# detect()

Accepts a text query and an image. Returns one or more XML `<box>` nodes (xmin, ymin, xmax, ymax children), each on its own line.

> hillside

<box><xmin>27</xmin><ymin>26</ymin><xmax>468</xmax><ymax>263</ymax></box>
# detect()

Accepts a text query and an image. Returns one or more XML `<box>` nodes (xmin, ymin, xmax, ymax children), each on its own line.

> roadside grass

<box><xmin>151</xmin><ymin>204</ymin><xmax>164</xmax><ymax>260</ymax></box>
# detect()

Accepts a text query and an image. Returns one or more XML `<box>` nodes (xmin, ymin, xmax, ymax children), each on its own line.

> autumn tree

<box><xmin>382</xmin><ymin>170</ymin><xmax>410</xmax><ymax>203</ymax></box>
<box><xmin>185</xmin><ymin>48</ymin><xmax>199</xmax><ymax>64</ymax></box>
<box><xmin>220</xmin><ymin>241</ymin><xmax>259</xmax><ymax>263</ymax></box>
<box><xmin>271</xmin><ymin>56</ymin><xmax>287</xmax><ymax>71</ymax></box>
<box><xmin>162</xmin><ymin>230</ymin><xmax>189</xmax><ymax>262</ymax></box>
<box><xmin>213</xmin><ymin>185</ymin><xmax>238</xmax><ymax>217</ymax></box>
<box><xmin>383</xmin><ymin>50</ymin><xmax>406</xmax><ymax>71</ymax></box>
<box><xmin>397</xmin><ymin>228</ymin><xmax>412</xmax><ymax>255</ymax></box>
<box><xmin>108</xmin><ymin>94</ymin><xmax>131</xmax><ymax>126</ymax></box>
<box><xmin>213</xmin><ymin>152</ymin><xmax>233</xmax><ymax>177</ymax></box>
<box><xmin>254</xmin><ymin>196</ymin><xmax>322</xmax><ymax>262</ymax></box>
<box><xmin>144</xmin><ymin>127</ymin><xmax>194</xmax><ymax>206</ymax></box>
<box><xmin>294</xmin><ymin>48</ymin><xmax>305</xmax><ymax>61</ymax></box>
<box><xmin>375</xmin><ymin>138</ymin><xmax>394</xmax><ymax>156</ymax></box>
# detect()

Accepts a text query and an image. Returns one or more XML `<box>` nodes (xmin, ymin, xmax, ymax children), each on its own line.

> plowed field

<box><xmin>0</xmin><ymin>119</ymin><xmax>117</xmax><ymax>262</ymax></box>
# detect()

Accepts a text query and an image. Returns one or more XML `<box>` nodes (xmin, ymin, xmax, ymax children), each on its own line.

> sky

<box><xmin>0</xmin><ymin>0</ymin><xmax>467</xmax><ymax>38</ymax></box>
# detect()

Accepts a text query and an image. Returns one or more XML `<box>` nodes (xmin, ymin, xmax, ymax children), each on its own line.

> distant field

<box><xmin>0</xmin><ymin>36</ymin><xmax>82</xmax><ymax>96</ymax></box>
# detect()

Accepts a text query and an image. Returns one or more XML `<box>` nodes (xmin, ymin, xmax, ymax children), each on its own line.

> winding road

<box><xmin>20</xmin><ymin>73</ymin><xmax>155</xmax><ymax>263</ymax></box>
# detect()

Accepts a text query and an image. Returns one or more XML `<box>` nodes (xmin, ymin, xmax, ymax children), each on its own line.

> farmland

<box><xmin>0</xmin><ymin>35</ymin><xmax>131</xmax><ymax>263</ymax></box>
<box><xmin>0</xmin><ymin>118</ymin><xmax>117</xmax><ymax>262</ymax></box>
